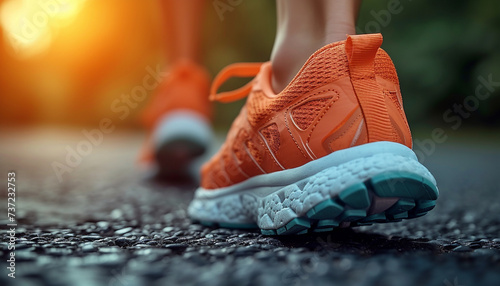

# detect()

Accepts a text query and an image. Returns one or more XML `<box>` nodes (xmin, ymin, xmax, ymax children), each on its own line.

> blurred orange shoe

<box><xmin>188</xmin><ymin>34</ymin><xmax>438</xmax><ymax>234</ymax></box>
<box><xmin>140</xmin><ymin>59</ymin><xmax>213</xmax><ymax>181</ymax></box>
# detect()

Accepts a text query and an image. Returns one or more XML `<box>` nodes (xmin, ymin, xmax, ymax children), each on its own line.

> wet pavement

<box><xmin>0</xmin><ymin>128</ymin><xmax>499</xmax><ymax>286</ymax></box>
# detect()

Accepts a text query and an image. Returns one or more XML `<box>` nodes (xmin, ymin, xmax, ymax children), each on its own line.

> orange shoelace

<box><xmin>209</xmin><ymin>62</ymin><xmax>264</xmax><ymax>103</ymax></box>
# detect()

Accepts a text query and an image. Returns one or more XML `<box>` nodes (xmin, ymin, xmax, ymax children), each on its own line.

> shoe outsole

<box><xmin>194</xmin><ymin>171</ymin><xmax>438</xmax><ymax>235</ymax></box>
<box><xmin>155</xmin><ymin>139</ymin><xmax>206</xmax><ymax>180</ymax></box>
<box><xmin>152</xmin><ymin>111</ymin><xmax>213</xmax><ymax>181</ymax></box>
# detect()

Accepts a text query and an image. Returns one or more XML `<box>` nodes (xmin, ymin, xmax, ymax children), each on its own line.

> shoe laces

<box><xmin>209</xmin><ymin>62</ymin><xmax>264</xmax><ymax>103</ymax></box>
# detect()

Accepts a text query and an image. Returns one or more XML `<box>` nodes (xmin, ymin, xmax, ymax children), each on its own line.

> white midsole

<box><xmin>188</xmin><ymin>142</ymin><xmax>437</xmax><ymax>228</ymax></box>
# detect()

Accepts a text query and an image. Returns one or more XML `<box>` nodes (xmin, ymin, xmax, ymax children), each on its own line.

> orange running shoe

<box><xmin>188</xmin><ymin>34</ymin><xmax>438</xmax><ymax>235</ymax></box>
<box><xmin>140</xmin><ymin>59</ymin><xmax>213</xmax><ymax>180</ymax></box>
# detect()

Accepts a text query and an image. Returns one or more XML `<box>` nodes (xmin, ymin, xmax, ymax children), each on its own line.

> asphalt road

<box><xmin>0</xmin><ymin>128</ymin><xmax>499</xmax><ymax>286</ymax></box>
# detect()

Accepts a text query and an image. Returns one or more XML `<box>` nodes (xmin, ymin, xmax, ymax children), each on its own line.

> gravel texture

<box><xmin>0</xmin><ymin>129</ymin><xmax>499</xmax><ymax>286</ymax></box>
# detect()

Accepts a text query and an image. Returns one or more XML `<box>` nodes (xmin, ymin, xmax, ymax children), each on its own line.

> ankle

<box><xmin>271</xmin><ymin>36</ymin><xmax>318</xmax><ymax>93</ymax></box>
<box><xmin>270</xmin><ymin>34</ymin><xmax>348</xmax><ymax>93</ymax></box>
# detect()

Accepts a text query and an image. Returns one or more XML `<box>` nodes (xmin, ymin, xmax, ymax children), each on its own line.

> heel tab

<box><xmin>345</xmin><ymin>33</ymin><xmax>383</xmax><ymax>80</ymax></box>
<box><xmin>345</xmin><ymin>33</ymin><xmax>392</xmax><ymax>143</ymax></box>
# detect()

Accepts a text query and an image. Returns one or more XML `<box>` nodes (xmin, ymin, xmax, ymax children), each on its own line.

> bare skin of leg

<box><xmin>162</xmin><ymin>0</ymin><xmax>206</xmax><ymax>63</ymax></box>
<box><xmin>271</xmin><ymin>0</ymin><xmax>362</xmax><ymax>93</ymax></box>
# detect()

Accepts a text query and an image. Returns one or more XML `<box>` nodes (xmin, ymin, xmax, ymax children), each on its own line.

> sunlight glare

<box><xmin>0</xmin><ymin>0</ymin><xmax>87</xmax><ymax>58</ymax></box>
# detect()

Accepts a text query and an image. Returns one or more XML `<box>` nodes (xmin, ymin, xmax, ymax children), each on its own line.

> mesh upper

<box><xmin>245</xmin><ymin>139</ymin><xmax>262</xmax><ymax>165</ymax></box>
<box><xmin>291</xmin><ymin>97</ymin><xmax>332</xmax><ymax>130</ymax></box>
<box><xmin>260</xmin><ymin>123</ymin><xmax>280</xmax><ymax>154</ymax></box>
<box><xmin>375</xmin><ymin>50</ymin><xmax>399</xmax><ymax>86</ymax></box>
<box><xmin>247</xmin><ymin>42</ymin><xmax>350</xmax><ymax>127</ymax></box>
<box><xmin>246</xmin><ymin>43</ymin><xmax>399</xmax><ymax>129</ymax></box>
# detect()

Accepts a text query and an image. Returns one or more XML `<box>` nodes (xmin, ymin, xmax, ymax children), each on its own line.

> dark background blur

<box><xmin>0</xmin><ymin>0</ymin><xmax>499</xmax><ymax>133</ymax></box>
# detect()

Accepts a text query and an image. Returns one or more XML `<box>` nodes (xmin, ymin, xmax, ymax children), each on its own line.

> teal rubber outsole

<box><xmin>194</xmin><ymin>171</ymin><xmax>438</xmax><ymax>236</ymax></box>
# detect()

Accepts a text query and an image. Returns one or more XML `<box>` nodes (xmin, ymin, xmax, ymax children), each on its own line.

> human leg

<box><xmin>271</xmin><ymin>0</ymin><xmax>361</xmax><ymax>92</ymax></box>
<box><xmin>140</xmin><ymin>0</ymin><xmax>213</xmax><ymax>181</ymax></box>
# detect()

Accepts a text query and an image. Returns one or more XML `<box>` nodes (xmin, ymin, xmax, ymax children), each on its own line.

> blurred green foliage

<box><xmin>202</xmin><ymin>0</ymin><xmax>500</xmax><ymax>131</ymax></box>
<box><xmin>202</xmin><ymin>0</ymin><xmax>276</xmax><ymax>130</ymax></box>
